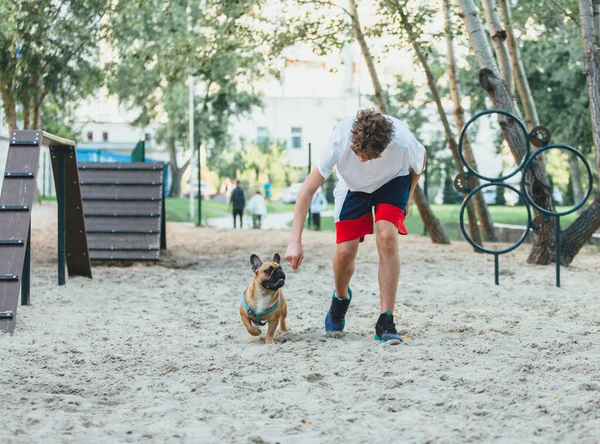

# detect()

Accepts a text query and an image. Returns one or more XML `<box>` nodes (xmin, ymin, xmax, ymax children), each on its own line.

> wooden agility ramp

<box><xmin>0</xmin><ymin>130</ymin><xmax>92</xmax><ymax>334</ymax></box>
<box><xmin>78</xmin><ymin>162</ymin><xmax>166</xmax><ymax>261</ymax></box>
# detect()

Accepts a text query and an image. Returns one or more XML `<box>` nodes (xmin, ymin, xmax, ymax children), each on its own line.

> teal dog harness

<box><xmin>241</xmin><ymin>289</ymin><xmax>280</xmax><ymax>326</ymax></box>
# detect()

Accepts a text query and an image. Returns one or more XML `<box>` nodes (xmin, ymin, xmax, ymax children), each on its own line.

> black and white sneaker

<box><xmin>374</xmin><ymin>311</ymin><xmax>403</xmax><ymax>345</ymax></box>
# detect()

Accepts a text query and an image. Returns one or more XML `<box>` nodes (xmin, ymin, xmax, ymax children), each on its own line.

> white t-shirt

<box><xmin>317</xmin><ymin>115</ymin><xmax>426</xmax><ymax>194</ymax></box>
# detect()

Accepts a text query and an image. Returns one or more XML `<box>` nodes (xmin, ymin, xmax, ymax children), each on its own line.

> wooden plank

<box><xmin>10</xmin><ymin>130</ymin><xmax>42</xmax><ymax>145</ymax></box>
<box><xmin>78</xmin><ymin>169</ymin><xmax>163</xmax><ymax>183</ymax></box>
<box><xmin>90</xmin><ymin>250</ymin><xmax>160</xmax><ymax>261</ymax></box>
<box><xmin>87</xmin><ymin>233</ymin><xmax>160</xmax><ymax>250</ymax></box>
<box><xmin>84</xmin><ymin>216</ymin><xmax>160</xmax><ymax>232</ymax></box>
<box><xmin>83</xmin><ymin>200</ymin><xmax>161</xmax><ymax>215</ymax></box>
<box><xmin>50</xmin><ymin>146</ymin><xmax>92</xmax><ymax>280</ymax></box>
<box><xmin>42</xmin><ymin>131</ymin><xmax>75</xmax><ymax>147</ymax></box>
<box><xmin>0</xmin><ymin>142</ymin><xmax>40</xmax><ymax>334</ymax></box>
<box><xmin>80</xmin><ymin>185</ymin><xmax>162</xmax><ymax>199</ymax></box>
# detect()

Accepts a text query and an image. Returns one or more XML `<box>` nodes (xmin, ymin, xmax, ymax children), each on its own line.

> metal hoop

<box><xmin>521</xmin><ymin>144</ymin><xmax>594</xmax><ymax>217</ymax></box>
<box><xmin>459</xmin><ymin>182</ymin><xmax>533</xmax><ymax>255</ymax></box>
<box><xmin>458</xmin><ymin>110</ymin><xmax>531</xmax><ymax>182</ymax></box>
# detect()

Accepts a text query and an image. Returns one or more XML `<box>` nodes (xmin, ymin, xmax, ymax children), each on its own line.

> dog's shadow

<box><xmin>245</xmin><ymin>329</ymin><xmax>365</xmax><ymax>345</ymax></box>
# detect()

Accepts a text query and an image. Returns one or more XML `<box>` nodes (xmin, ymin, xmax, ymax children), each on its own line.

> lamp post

<box><xmin>307</xmin><ymin>142</ymin><xmax>312</xmax><ymax>229</ymax></box>
<box><xmin>188</xmin><ymin>76</ymin><xmax>195</xmax><ymax>221</ymax></box>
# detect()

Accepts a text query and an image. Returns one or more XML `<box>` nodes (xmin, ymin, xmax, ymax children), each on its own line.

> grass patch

<box><xmin>165</xmin><ymin>198</ymin><xmax>299</xmax><ymax>223</ymax></box>
<box><xmin>296</xmin><ymin>204</ymin><xmax>580</xmax><ymax>241</ymax></box>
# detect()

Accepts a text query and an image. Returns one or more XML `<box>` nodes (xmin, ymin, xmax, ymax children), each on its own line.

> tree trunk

<box><xmin>444</xmin><ymin>0</ymin><xmax>498</xmax><ymax>242</ymax></box>
<box><xmin>0</xmin><ymin>81</ymin><xmax>17</xmax><ymax>132</ymax></box>
<box><xmin>33</xmin><ymin>103</ymin><xmax>42</xmax><ymax>130</ymax></box>
<box><xmin>555</xmin><ymin>0</ymin><xmax>600</xmax><ymax>265</ymax></box>
<box><xmin>561</xmin><ymin>194</ymin><xmax>600</xmax><ymax>264</ymax></box>
<box><xmin>347</xmin><ymin>0</ymin><xmax>387</xmax><ymax>112</ymax></box>
<box><xmin>593</xmin><ymin>0</ymin><xmax>600</xmax><ymax>46</ymax></box>
<box><xmin>481</xmin><ymin>0</ymin><xmax>514</xmax><ymax>97</ymax></box>
<box><xmin>167</xmin><ymin>134</ymin><xmax>183</xmax><ymax>197</ymax></box>
<box><xmin>569</xmin><ymin>152</ymin><xmax>584</xmax><ymax>206</ymax></box>
<box><xmin>499</xmin><ymin>0</ymin><xmax>540</xmax><ymax>130</ymax></box>
<box><xmin>459</xmin><ymin>0</ymin><xmax>558</xmax><ymax>264</ymax></box>
<box><xmin>458</xmin><ymin>0</ymin><xmax>501</xmax><ymax>77</ymax></box>
<box><xmin>22</xmin><ymin>87</ymin><xmax>31</xmax><ymax>130</ymax></box>
<box><xmin>580</xmin><ymin>0</ymin><xmax>600</xmax><ymax>175</ymax></box>
<box><xmin>413</xmin><ymin>184</ymin><xmax>450</xmax><ymax>244</ymax></box>
<box><xmin>348</xmin><ymin>0</ymin><xmax>450</xmax><ymax>244</ymax></box>
<box><xmin>395</xmin><ymin>1</ymin><xmax>482</xmax><ymax>248</ymax></box>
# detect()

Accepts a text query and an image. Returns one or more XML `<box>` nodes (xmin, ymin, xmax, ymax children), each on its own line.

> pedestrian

<box><xmin>310</xmin><ymin>187</ymin><xmax>328</xmax><ymax>230</ymax></box>
<box><xmin>247</xmin><ymin>190</ymin><xmax>268</xmax><ymax>229</ymax></box>
<box><xmin>230</xmin><ymin>180</ymin><xmax>246</xmax><ymax>229</ymax></box>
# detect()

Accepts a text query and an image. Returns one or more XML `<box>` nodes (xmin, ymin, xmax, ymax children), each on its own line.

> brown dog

<box><xmin>240</xmin><ymin>253</ymin><xmax>288</xmax><ymax>344</ymax></box>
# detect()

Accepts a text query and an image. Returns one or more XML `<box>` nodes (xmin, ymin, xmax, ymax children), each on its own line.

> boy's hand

<box><xmin>285</xmin><ymin>242</ymin><xmax>304</xmax><ymax>270</ymax></box>
<box><xmin>406</xmin><ymin>195</ymin><xmax>413</xmax><ymax>215</ymax></box>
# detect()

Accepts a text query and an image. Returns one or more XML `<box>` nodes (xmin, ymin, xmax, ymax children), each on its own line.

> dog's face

<box><xmin>250</xmin><ymin>253</ymin><xmax>286</xmax><ymax>291</ymax></box>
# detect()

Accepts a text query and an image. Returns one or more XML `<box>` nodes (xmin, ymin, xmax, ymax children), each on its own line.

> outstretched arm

<box><xmin>285</xmin><ymin>168</ymin><xmax>325</xmax><ymax>270</ymax></box>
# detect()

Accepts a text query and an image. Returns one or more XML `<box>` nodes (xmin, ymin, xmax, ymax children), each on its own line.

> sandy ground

<box><xmin>1</xmin><ymin>202</ymin><xmax>600</xmax><ymax>443</ymax></box>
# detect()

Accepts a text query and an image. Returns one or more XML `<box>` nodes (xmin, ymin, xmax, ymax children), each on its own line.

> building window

<box><xmin>256</xmin><ymin>126</ymin><xmax>269</xmax><ymax>145</ymax></box>
<box><xmin>87</xmin><ymin>132</ymin><xmax>93</xmax><ymax>141</ymax></box>
<box><xmin>102</xmin><ymin>132</ymin><xmax>109</xmax><ymax>141</ymax></box>
<box><xmin>291</xmin><ymin>127</ymin><xmax>302</xmax><ymax>149</ymax></box>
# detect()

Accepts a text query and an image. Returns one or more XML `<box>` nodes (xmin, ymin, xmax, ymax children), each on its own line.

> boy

<box><xmin>285</xmin><ymin>109</ymin><xmax>427</xmax><ymax>345</ymax></box>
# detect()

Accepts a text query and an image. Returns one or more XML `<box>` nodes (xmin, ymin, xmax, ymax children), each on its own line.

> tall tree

<box><xmin>498</xmin><ymin>0</ymin><xmax>539</xmax><ymax>130</ymax></box>
<box><xmin>481</xmin><ymin>0</ymin><xmax>514</xmax><ymax>97</ymax></box>
<box><xmin>593</xmin><ymin>0</ymin><xmax>600</xmax><ymax>44</ymax></box>
<box><xmin>108</xmin><ymin>0</ymin><xmax>267</xmax><ymax>194</ymax></box>
<box><xmin>348</xmin><ymin>0</ymin><xmax>450</xmax><ymax>244</ymax></box>
<box><xmin>383</xmin><ymin>0</ymin><xmax>485</xmax><ymax>247</ymax></box>
<box><xmin>0</xmin><ymin>0</ymin><xmax>106</xmax><ymax>132</ymax></box>
<box><xmin>458</xmin><ymin>0</ymin><xmax>557</xmax><ymax>264</ymax></box>
<box><xmin>458</xmin><ymin>0</ymin><xmax>600</xmax><ymax>265</ymax></box>
<box><xmin>444</xmin><ymin>0</ymin><xmax>498</xmax><ymax>242</ymax></box>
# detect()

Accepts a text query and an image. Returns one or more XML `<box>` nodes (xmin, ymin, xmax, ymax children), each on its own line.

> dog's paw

<box><xmin>265</xmin><ymin>337</ymin><xmax>275</xmax><ymax>345</ymax></box>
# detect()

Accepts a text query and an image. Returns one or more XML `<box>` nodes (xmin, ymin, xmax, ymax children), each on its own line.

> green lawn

<box><xmin>301</xmin><ymin>204</ymin><xmax>580</xmax><ymax>240</ymax></box>
<box><xmin>165</xmin><ymin>198</ymin><xmax>299</xmax><ymax>223</ymax></box>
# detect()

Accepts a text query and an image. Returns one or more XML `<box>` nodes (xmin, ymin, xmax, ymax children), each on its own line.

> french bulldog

<box><xmin>240</xmin><ymin>253</ymin><xmax>288</xmax><ymax>344</ymax></box>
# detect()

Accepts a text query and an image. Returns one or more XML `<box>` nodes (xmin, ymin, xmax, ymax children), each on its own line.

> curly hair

<box><xmin>350</xmin><ymin>109</ymin><xmax>394</xmax><ymax>160</ymax></box>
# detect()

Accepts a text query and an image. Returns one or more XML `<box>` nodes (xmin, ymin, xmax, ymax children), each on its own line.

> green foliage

<box><xmin>0</xmin><ymin>0</ymin><xmax>106</xmax><ymax>129</ymax></box>
<box><xmin>230</xmin><ymin>140</ymin><xmax>294</xmax><ymax>193</ymax></box>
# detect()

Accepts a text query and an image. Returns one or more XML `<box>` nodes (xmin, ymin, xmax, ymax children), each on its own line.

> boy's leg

<box><xmin>333</xmin><ymin>239</ymin><xmax>359</xmax><ymax>299</ymax></box>
<box><xmin>233</xmin><ymin>210</ymin><xmax>237</xmax><ymax>228</ymax></box>
<box><xmin>375</xmin><ymin>220</ymin><xmax>400</xmax><ymax>313</ymax></box>
<box><xmin>326</xmin><ymin>238</ymin><xmax>359</xmax><ymax>334</ymax></box>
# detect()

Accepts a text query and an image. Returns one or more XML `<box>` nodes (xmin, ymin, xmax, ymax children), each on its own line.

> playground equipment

<box><xmin>0</xmin><ymin>130</ymin><xmax>92</xmax><ymax>334</ymax></box>
<box><xmin>78</xmin><ymin>162</ymin><xmax>166</xmax><ymax>261</ymax></box>
<box><xmin>455</xmin><ymin>110</ymin><xmax>593</xmax><ymax>287</ymax></box>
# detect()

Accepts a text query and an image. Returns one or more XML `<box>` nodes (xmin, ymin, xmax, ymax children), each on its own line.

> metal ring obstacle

<box><xmin>459</xmin><ymin>182</ymin><xmax>533</xmax><ymax>256</ymax></box>
<box><xmin>458</xmin><ymin>109</ymin><xmax>531</xmax><ymax>183</ymax></box>
<box><xmin>521</xmin><ymin>144</ymin><xmax>594</xmax><ymax>217</ymax></box>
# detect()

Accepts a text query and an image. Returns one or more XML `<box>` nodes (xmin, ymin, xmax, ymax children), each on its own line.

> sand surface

<box><xmin>1</xmin><ymin>202</ymin><xmax>599</xmax><ymax>443</ymax></box>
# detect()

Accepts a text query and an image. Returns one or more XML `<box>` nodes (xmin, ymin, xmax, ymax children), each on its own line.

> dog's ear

<box><xmin>272</xmin><ymin>253</ymin><xmax>281</xmax><ymax>264</ymax></box>
<box><xmin>250</xmin><ymin>254</ymin><xmax>262</xmax><ymax>272</ymax></box>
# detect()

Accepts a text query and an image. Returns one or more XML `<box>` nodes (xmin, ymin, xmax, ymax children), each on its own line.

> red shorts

<box><xmin>334</xmin><ymin>175</ymin><xmax>410</xmax><ymax>243</ymax></box>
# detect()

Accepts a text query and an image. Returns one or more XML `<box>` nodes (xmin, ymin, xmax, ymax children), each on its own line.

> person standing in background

<box><xmin>247</xmin><ymin>190</ymin><xmax>268</xmax><ymax>229</ymax></box>
<box><xmin>310</xmin><ymin>187</ymin><xmax>328</xmax><ymax>231</ymax></box>
<box><xmin>263</xmin><ymin>180</ymin><xmax>272</xmax><ymax>202</ymax></box>
<box><xmin>230</xmin><ymin>180</ymin><xmax>246</xmax><ymax>228</ymax></box>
